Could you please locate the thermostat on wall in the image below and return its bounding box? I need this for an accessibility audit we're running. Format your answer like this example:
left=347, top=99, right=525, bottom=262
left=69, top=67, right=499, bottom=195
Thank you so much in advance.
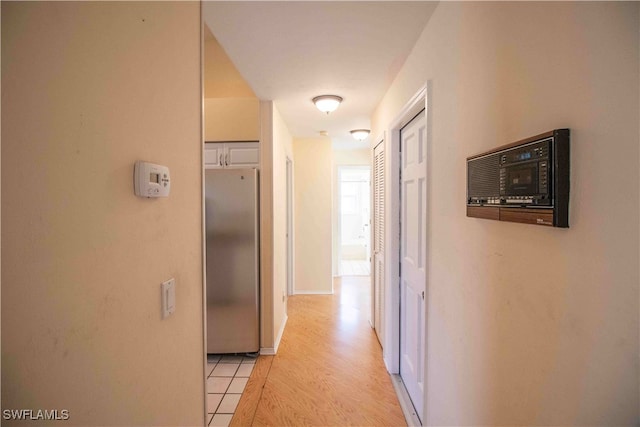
left=134, top=161, right=170, bottom=198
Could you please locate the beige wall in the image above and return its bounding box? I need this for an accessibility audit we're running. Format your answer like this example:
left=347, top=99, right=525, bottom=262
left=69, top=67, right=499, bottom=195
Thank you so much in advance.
left=331, top=149, right=371, bottom=276
left=203, top=26, right=255, bottom=99
left=258, top=102, right=275, bottom=350
left=1, top=2, right=204, bottom=426
left=204, top=98, right=260, bottom=142
left=333, top=148, right=370, bottom=166
left=203, top=26, right=259, bottom=142
left=293, top=138, right=333, bottom=293
left=271, top=105, right=294, bottom=345
left=372, top=2, right=639, bottom=425
left=258, top=101, right=293, bottom=352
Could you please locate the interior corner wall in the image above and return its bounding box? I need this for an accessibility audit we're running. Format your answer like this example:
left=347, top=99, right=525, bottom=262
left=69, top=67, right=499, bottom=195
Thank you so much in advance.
left=259, top=101, right=275, bottom=350
left=258, top=101, right=293, bottom=352
left=1, top=2, right=203, bottom=426
left=203, top=28, right=255, bottom=99
left=293, top=138, right=333, bottom=294
left=372, top=2, right=639, bottom=425
left=203, top=23, right=259, bottom=142
left=331, top=149, right=372, bottom=276
left=271, top=105, right=294, bottom=345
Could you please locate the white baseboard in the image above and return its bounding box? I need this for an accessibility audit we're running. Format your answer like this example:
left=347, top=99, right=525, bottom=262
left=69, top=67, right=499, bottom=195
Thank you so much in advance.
left=273, top=314, right=288, bottom=353
left=390, top=374, right=422, bottom=426
left=293, top=290, right=333, bottom=295
left=259, top=314, right=288, bottom=355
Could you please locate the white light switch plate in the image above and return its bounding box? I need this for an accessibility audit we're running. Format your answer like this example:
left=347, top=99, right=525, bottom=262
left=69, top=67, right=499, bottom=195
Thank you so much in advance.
left=161, top=278, right=176, bottom=319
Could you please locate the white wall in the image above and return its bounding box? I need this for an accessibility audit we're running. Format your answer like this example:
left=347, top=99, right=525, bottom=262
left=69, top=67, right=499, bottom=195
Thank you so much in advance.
left=293, top=137, right=333, bottom=294
left=2, top=2, right=204, bottom=426
left=372, top=2, right=639, bottom=425
left=332, top=149, right=371, bottom=276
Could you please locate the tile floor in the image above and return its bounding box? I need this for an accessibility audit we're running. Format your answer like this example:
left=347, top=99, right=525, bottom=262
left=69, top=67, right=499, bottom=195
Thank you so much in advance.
left=206, top=354, right=256, bottom=426
left=340, top=259, right=370, bottom=276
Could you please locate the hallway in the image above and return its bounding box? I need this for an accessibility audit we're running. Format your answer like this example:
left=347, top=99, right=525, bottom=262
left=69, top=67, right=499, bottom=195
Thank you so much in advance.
left=230, top=276, right=406, bottom=426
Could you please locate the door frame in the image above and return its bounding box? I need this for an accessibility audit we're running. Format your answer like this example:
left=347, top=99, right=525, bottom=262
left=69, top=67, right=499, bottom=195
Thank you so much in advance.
left=382, top=83, right=429, bottom=417
left=286, top=156, right=294, bottom=296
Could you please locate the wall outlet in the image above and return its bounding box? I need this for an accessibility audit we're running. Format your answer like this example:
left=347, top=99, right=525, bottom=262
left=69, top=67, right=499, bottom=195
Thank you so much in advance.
left=161, top=278, right=176, bottom=319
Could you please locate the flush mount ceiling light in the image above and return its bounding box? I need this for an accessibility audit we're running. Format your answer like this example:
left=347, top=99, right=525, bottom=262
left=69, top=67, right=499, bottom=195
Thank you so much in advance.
left=312, top=95, right=343, bottom=114
left=350, top=129, right=370, bottom=141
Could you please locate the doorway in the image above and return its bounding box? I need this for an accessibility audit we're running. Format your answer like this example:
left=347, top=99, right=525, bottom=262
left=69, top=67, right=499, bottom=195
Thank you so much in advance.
left=399, top=108, right=427, bottom=423
left=380, top=84, right=428, bottom=426
left=337, top=166, right=371, bottom=276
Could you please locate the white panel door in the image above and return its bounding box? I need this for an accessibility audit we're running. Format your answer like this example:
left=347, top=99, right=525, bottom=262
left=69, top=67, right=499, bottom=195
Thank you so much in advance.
left=399, top=110, right=426, bottom=421
left=373, top=142, right=385, bottom=344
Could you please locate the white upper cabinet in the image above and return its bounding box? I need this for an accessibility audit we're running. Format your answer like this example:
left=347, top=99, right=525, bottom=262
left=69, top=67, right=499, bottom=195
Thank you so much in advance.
left=205, top=142, right=260, bottom=169
left=204, top=143, right=225, bottom=168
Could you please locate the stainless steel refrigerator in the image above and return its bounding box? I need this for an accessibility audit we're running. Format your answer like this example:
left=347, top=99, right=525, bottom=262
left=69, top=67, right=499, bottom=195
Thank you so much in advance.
left=205, top=168, right=259, bottom=354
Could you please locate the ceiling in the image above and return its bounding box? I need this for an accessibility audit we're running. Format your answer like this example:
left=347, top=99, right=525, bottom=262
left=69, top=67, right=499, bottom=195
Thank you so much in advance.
left=203, top=1, right=437, bottom=150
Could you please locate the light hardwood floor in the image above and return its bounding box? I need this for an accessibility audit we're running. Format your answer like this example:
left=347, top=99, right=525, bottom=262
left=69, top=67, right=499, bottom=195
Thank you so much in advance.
left=230, top=276, right=407, bottom=426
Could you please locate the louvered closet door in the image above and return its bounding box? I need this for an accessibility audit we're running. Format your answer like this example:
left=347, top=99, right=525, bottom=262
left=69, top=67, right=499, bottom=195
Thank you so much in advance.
left=373, top=141, right=385, bottom=345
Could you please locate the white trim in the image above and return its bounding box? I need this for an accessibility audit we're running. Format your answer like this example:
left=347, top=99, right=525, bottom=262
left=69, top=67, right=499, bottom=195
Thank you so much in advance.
left=293, top=290, right=334, bottom=295
left=390, top=374, right=422, bottom=427
left=335, top=165, right=341, bottom=276
left=382, top=82, right=429, bottom=423
left=260, top=314, right=288, bottom=355
left=274, top=313, right=288, bottom=352
left=286, top=157, right=294, bottom=296
left=332, top=162, right=341, bottom=278
left=199, top=7, right=208, bottom=427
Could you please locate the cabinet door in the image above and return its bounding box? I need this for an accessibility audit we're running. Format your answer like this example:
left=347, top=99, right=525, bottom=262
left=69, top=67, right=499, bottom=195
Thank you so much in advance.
left=204, top=143, right=224, bottom=169
left=225, top=142, right=260, bottom=168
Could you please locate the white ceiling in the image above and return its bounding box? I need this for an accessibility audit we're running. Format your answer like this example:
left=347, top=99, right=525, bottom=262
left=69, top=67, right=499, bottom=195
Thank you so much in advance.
left=203, top=1, right=437, bottom=150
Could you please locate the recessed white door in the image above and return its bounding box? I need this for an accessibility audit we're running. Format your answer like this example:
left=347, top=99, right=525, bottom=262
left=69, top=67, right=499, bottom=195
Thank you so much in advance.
left=399, top=110, right=426, bottom=422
